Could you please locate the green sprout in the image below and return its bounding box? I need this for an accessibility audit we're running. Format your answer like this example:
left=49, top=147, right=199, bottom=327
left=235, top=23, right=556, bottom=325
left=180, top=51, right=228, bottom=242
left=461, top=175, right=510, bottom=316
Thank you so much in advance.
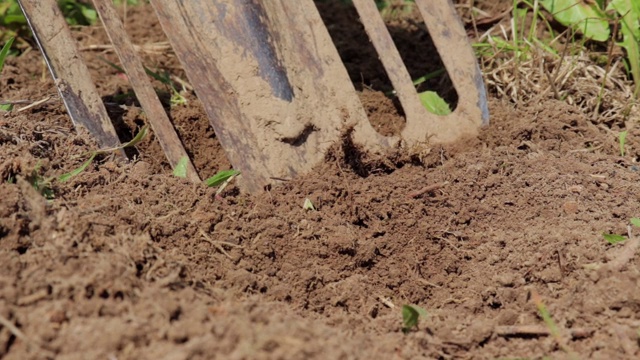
left=303, top=198, right=316, bottom=211
left=603, top=218, right=640, bottom=244
left=205, top=169, right=240, bottom=188
left=99, top=57, right=188, bottom=106
left=59, top=125, right=148, bottom=182
left=619, top=130, right=628, bottom=156
left=401, top=304, right=428, bottom=333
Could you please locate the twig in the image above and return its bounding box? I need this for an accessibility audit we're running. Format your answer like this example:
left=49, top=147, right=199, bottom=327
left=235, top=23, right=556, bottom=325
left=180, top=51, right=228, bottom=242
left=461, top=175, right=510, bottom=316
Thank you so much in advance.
left=16, top=288, right=49, bottom=306
left=568, top=145, right=603, bottom=153
left=408, top=181, right=449, bottom=198
left=543, top=58, right=560, bottom=100
left=200, top=230, right=233, bottom=259
left=556, top=249, right=566, bottom=277
left=0, top=99, right=32, bottom=105
left=0, top=313, right=55, bottom=357
left=16, top=96, right=52, bottom=113
left=495, top=325, right=594, bottom=339
left=474, top=6, right=513, bottom=26
left=79, top=42, right=171, bottom=55
left=215, top=174, right=238, bottom=198
left=377, top=295, right=395, bottom=309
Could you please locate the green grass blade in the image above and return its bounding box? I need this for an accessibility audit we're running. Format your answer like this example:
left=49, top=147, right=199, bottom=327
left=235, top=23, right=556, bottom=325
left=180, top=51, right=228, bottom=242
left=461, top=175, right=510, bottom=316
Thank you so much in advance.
left=97, top=125, right=148, bottom=154
left=58, top=152, right=97, bottom=182
left=412, top=68, right=446, bottom=87
left=57, top=126, right=147, bottom=183
left=205, top=169, right=240, bottom=187
left=0, top=37, right=15, bottom=75
left=143, top=66, right=171, bottom=85
left=401, top=304, right=428, bottom=333
left=98, top=56, right=125, bottom=73
left=121, top=125, right=148, bottom=148
left=619, top=131, right=628, bottom=156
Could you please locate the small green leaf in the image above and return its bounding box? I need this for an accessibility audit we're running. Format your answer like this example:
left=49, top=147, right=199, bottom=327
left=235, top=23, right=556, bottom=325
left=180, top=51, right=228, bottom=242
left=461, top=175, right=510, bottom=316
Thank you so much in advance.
left=630, top=218, right=640, bottom=228
left=80, top=7, right=97, bottom=24
left=303, top=198, right=316, bottom=211
left=418, top=91, right=451, bottom=116
left=603, top=233, right=626, bottom=245
left=205, top=169, right=240, bottom=187
left=401, top=304, right=428, bottom=333
left=540, top=0, right=609, bottom=41
left=173, top=156, right=189, bottom=178
left=58, top=152, right=97, bottom=182
left=0, top=103, right=13, bottom=111
left=619, top=131, right=628, bottom=157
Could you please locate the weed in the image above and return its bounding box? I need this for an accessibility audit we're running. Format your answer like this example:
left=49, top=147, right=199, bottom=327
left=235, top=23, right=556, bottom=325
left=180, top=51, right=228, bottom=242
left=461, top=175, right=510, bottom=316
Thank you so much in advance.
left=619, top=130, right=628, bottom=156
left=144, top=67, right=188, bottom=106
left=603, top=218, right=640, bottom=244
left=207, top=169, right=240, bottom=199
left=173, top=156, right=240, bottom=195
left=401, top=304, right=427, bottom=333
left=540, top=0, right=640, bottom=98
left=418, top=91, right=451, bottom=115
left=0, top=2, right=29, bottom=46
left=28, top=162, right=55, bottom=200
left=59, top=125, right=148, bottom=182
left=384, top=68, right=453, bottom=115
left=303, top=198, right=316, bottom=211
left=100, top=57, right=188, bottom=106
left=531, top=291, right=578, bottom=359
left=607, top=0, right=640, bottom=98
left=0, top=37, right=14, bottom=72
left=376, top=0, right=415, bottom=19
left=475, top=0, right=638, bottom=124
left=540, top=0, right=609, bottom=41
left=1, top=0, right=97, bottom=47
left=172, top=156, right=190, bottom=178
left=57, top=0, right=96, bottom=26
left=204, top=170, right=240, bottom=188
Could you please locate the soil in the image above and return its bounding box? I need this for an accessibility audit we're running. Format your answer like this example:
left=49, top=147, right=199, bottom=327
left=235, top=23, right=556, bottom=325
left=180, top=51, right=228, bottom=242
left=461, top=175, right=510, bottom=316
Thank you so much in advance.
left=2, top=1, right=640, bottom=359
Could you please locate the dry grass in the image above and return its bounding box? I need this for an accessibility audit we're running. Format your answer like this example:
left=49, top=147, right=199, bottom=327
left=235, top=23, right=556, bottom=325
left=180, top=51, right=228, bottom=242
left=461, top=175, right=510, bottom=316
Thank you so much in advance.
left=460, top=1, right=639, bottom=129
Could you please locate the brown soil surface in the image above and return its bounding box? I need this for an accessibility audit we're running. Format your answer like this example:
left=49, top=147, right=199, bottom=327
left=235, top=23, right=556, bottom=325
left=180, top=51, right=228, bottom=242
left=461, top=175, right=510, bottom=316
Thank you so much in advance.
left=2, top=2, right=640, bottom=359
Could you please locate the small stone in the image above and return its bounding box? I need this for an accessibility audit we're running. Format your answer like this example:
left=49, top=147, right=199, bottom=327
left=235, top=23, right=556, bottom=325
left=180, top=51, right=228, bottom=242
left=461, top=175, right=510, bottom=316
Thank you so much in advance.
left=48, top=310, right=67, bottom=324
left=493, top=274, right=515, bottom=287
left=567, top=185, right=583, bottom=194
left=562, top=201, right=579, bottom=214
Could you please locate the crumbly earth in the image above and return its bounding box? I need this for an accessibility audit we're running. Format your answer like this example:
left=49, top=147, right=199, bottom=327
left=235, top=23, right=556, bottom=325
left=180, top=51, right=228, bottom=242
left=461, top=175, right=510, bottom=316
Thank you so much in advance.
left=2, top=2, right=640, bottom=360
